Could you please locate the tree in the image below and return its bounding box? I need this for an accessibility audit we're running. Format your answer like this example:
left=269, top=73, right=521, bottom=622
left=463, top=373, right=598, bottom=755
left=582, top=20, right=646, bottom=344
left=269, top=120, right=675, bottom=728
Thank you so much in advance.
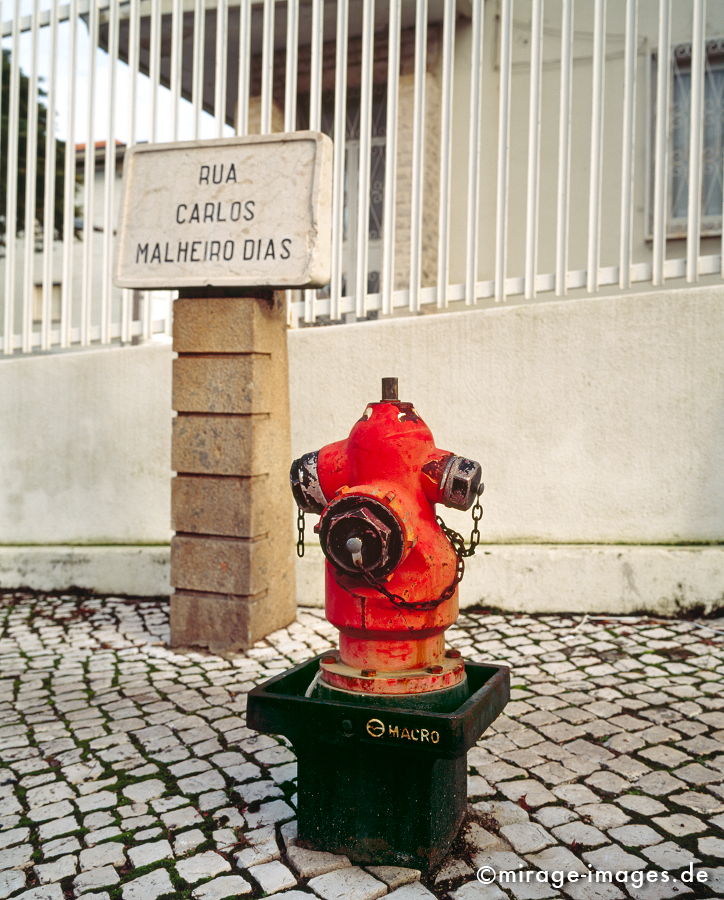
left=0, top=47, right=72, bottom=245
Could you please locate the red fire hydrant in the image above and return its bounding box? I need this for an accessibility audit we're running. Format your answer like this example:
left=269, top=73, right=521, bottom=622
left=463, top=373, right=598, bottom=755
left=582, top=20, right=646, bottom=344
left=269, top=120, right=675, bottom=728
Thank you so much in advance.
left=291, top=377, right=483, bottom=703
left=248, top=376, right=509, bottom=869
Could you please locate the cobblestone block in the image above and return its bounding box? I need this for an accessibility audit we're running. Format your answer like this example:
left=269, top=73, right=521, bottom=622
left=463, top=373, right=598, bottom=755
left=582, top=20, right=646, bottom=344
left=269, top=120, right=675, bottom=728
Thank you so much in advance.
left=307, top=866, right=387, bottom=900
left=34, top=853, right=76, bottom=883
left=173, top=829, right=206, bottom=856
left=176, top=850, right=231, bottom=883
left=247, top=859, right=296, bottom=893
left=73, top=864, right=121, bottom=892
left=41, top=835, right=80, bottom=859
left=121, top=868, right=174, bottom=900
left=365, top=866, right=421, bottom=889
left=14, top=887, right=65, bottom=900
left=0, top=845, right=33, bottom=870
left=191, top=874, right=253, bottom=899
left=127, top=840, right=173, bottom=868
left=79, top=842, right=125, bottom=870
left=387, top=882, right=438, bottom=899
left=26, top=800, right=74, bottom=823
left=122, top=779, right=166, bottom=803
left=0, top=870, right=25, bottom=898
left=36, top=816, right=77, bottom=841
left=160, top=806, right=204, bottom=830
left=608, top=824, right=664, bottom=847
left=499, top=822, right=554, bottom=854
left=642, top=841, right=699, bottom=869
left=552, top=822, right=608, bottom=848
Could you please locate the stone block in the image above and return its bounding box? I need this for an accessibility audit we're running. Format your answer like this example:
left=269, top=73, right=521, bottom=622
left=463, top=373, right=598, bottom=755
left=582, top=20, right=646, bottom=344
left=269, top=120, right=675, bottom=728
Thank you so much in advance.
left=172, top=475, right=269, bottom=538
left=172, top=415, right=279, bottom=476
left=170, top=563, right=295, bottom=652
left=172, top=355, right=271, bottom=414
left=171, top=534, right=268, bottom=596
left=173, top=294, right=286, bottom=355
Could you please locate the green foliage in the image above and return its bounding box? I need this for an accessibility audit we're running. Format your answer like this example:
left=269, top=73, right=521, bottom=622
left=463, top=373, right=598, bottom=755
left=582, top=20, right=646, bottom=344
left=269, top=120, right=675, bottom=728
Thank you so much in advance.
left=0, top=48, right=75, bottom=242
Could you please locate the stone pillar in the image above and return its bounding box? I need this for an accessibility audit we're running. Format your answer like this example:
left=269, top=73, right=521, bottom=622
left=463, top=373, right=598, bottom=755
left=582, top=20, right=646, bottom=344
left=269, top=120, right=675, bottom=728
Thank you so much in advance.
left=169, top=290, right=295, bottom=652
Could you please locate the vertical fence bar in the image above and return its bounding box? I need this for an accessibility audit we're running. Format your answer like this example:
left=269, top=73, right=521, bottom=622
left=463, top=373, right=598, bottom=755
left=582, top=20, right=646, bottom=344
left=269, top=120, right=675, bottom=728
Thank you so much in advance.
left=354, top=0, right=374, bottom=317
left=128, top=0, right=139, bottom=148
left=586, top=0, right=606, bottom=293
left=122, top=0, right=140, bottom=344
left=284, top=0, right=299, bottom=132
left=40, top=0, right=59, bottom=350
left=2, top=0, right=20, bottom=355
left=409, top=0, right=427, bottom=313
left=618, top=0, right=638, bottom=290
left=686, top=0, right=705, bottom=282
left=21, top=0, right=40, bottom=353
left=282, top=1, right=295, bottom=329
left=435, top=0, right=455, bottom=308
left=81, top=0, right=98, bottom=346
left=0, top=0, right=3, bottom=346
left=494, top=0, right=513, bottom=303
left=0, top=0, right=4, bottom=349
left=215, top=0, right=228, bottom=136
left=60, top=0, right=78, bottom=348
left=193, top=0, right=205, bottom=138
left=149, top=0, right=160, bottom=143
left=171, top=0, right=183, bottom=141
left=145, top=0, right=162, bottom=339
left=330, top=0, right=348, bottom=320
left=236, top=0, right=251, bottom=134
left=261, top=0, right=275, bottom=134
left=524, top=0, right=543, bottom=300
left=652, top=0, right=670, bottom=286
left=380, top=0, right=400, bottom=316
left=0, top=1, right=3, bottom=292
left=303, top=0, right=323, bottom=323
left=101, top=0, right=119, bottom=345
left=309, top=0, right=323, bottom=130
left=554, top=0, right=573, bottom=296
left=464, top=0, right=483, bottom=306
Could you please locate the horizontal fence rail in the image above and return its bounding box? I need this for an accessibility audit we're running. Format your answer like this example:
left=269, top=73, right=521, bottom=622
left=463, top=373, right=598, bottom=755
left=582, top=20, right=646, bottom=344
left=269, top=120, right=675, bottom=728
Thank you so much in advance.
left=0, top=0, right=722, bottom=352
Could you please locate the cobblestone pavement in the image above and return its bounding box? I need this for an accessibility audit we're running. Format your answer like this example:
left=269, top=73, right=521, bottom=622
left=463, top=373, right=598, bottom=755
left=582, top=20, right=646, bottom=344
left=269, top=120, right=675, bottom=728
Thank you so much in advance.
left=0, top=593, right=723, bottom=900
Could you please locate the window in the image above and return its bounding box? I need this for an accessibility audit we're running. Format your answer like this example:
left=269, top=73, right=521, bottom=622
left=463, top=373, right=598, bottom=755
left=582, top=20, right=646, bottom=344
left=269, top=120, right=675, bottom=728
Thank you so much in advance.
left=304, top=86, right=387, bottom=301
left=652, top=39, right=724, bottom=237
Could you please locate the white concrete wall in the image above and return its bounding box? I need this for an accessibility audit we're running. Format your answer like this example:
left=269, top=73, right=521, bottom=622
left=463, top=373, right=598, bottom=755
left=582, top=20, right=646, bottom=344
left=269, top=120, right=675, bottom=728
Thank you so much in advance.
left=0, top=285, right=722, bottom=612
left=289, top=285, right=724, bottom=544
left=0, top=343, right=172, bottom=544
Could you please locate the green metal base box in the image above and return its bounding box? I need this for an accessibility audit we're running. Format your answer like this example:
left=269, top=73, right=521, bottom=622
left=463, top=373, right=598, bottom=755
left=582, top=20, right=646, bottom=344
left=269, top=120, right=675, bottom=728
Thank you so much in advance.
left=247, top=657, right=510, bottom=869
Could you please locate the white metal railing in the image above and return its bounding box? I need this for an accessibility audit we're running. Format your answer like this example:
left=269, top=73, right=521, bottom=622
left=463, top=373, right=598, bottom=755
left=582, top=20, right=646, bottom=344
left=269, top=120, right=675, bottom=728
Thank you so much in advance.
left=0, top=0, right=722, bottom=354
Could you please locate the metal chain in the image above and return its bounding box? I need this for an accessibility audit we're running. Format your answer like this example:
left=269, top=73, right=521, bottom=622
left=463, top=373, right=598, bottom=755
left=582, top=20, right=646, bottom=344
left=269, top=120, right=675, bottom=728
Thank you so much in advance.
left=296, top=508, right=306, bottom=558
left=437, top=487, right=484, bottom=560
left=359, top=487, right=485, bottom=612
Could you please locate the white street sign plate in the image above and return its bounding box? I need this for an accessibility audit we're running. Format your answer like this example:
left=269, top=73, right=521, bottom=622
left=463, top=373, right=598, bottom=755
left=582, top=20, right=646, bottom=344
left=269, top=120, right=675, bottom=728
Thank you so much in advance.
left=115, top=131, right=332, bottom=290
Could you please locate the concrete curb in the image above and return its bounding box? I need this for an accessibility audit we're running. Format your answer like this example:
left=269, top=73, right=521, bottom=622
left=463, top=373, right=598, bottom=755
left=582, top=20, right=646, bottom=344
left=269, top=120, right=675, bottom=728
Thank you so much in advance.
left=1, top=544, right=721, bottom=614
left=0, top=546, right=171, bottom=597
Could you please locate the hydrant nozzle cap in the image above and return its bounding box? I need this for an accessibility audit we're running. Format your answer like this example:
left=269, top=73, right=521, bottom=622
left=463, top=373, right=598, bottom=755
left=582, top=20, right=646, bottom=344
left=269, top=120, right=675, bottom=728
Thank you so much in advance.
left=381, top=377, right=398, bottom=401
